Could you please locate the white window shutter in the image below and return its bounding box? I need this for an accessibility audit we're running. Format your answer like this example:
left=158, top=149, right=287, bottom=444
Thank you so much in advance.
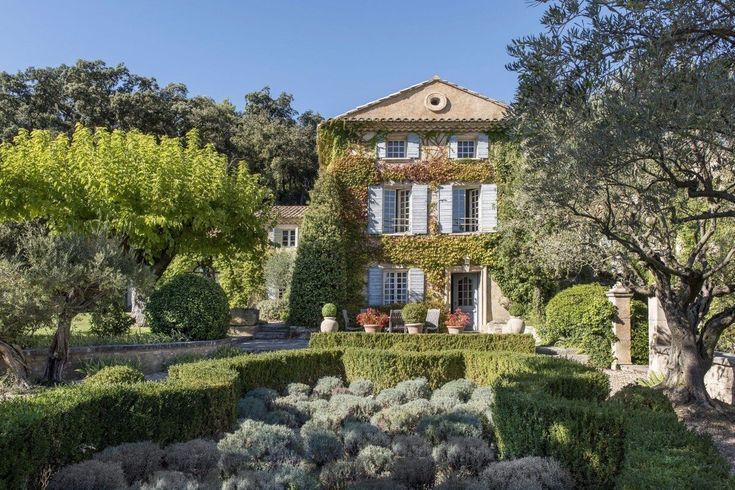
left=268, top=227, right=275, bottom=244
left=383, top=189, right=396, bottom=234
left=476, top=133, right=489, bottom=159
left=452, top=188, right=466, bottom=233
left=376, top=139, right=386, bottom=159
left=438, top=185, right=454, bottom=233
left=267, top=286, right=278, bottom=300
left=479, top=184, right=498, bottom=232
left=408, top=268, right=425, bottom=302
left=273, top=227, right=283, bottom=246
left=448, top=135, right=458, bottom=159
left=410, top=184, right=428, bottom=234
left=406, top=133, right=420, bottom=159
left=367, top=186, right=383, bottom=234
left=367, top=266, right=383, bottom=306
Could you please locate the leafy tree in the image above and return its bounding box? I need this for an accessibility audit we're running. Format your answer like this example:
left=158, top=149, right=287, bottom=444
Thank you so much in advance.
left=0, top=223, right=143, bottom=384
left=0, top=125, right=272, bottom=278
left=509, top=0, right=735, bottom=405
left=234, top=87, right=323, bottom=204
left=288, top=172, right=349, bottom=327
left=264, top=249, right=296, bottom=300
left=0, top=60, right=322, bottom=203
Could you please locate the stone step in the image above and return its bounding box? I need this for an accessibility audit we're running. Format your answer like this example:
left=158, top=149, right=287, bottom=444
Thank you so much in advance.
left=254, top=325, right=291, bottom=340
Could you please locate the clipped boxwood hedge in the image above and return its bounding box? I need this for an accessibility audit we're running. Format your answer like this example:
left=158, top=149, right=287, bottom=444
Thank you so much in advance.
left=309, top=332, right=535, bottom=353
left=1, top=346, right=731, bottom=489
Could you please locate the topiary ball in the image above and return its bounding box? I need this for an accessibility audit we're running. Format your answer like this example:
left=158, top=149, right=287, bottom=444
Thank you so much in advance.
left=322, top=303, right=338, bottom=318
left=146, top=273, right=229, bottom=340
left=86, top=365, right=145, bottom=385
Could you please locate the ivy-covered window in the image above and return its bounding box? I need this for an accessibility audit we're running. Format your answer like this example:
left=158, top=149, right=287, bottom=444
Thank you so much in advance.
left=383, top=270, right=408, bottom=304
left=386, top=140, right=407, bottom=159
left=281, top=228, right=297, bottom=247
left=457, top=139, right=476, bottom=158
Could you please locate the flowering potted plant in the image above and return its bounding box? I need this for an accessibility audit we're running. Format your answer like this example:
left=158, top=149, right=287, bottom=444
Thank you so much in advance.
left=320, top=303, right=339, bottom=333
left=446, top=310, right=470, bottom=334
left=356, top=308, right=389, bottom=333
left=401, top=303, right=427, bottom=334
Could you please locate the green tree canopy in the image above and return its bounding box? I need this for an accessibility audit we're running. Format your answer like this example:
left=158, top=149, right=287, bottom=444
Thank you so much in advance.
left=0, top=125, right=272, bottom=277
left=509, top=0, right=735, bottom=405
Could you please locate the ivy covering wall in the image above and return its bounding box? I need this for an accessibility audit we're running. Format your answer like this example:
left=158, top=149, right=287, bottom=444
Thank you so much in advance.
left=314, top=120, right=523, bottom=316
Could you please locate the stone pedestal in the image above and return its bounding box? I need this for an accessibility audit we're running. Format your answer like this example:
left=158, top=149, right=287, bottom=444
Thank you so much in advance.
left=606, top=285, right=633, bottom=366
left=648, top=295, right=671, bottom=373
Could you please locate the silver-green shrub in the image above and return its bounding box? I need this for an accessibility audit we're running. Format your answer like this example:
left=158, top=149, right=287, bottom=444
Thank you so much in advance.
left=356, top=445, right=394, bottom=478
left=286, top=382, right=312, bottom=397
left=217, top=420, right=302, bottom=474
left=92, top=441, right=163, bottom=485
left=237, top=396, right=268, bottom=420
left=48, top=460, right=127, bottom=490
left=393, top=377, right=431, bottom=401
left=432, top=437, right=495, bottom=477
left=319, top=460, right=362, bottom=489
left=478, top=457, right=574, bottom=490
left=391, top=456, right=436, bottom=488
left=348, top=379, right=374, bottom=397
left=391, top=434, right=433, bottom=458
left=432, top=379, right=476, bottom=402
left=418, top=411, right=484, bottom=444
left=371, top=399, right=438, bottom=433
left=313, top=376, right=345, bottom=398
left=304, top=429, right=344, bottom=465
left=374, top=387, right=408, bottom=407
left=163, top=439, right=219, bottom=480
left=343, top=422, right=390, bottom=455
left=244, top=387, right=279, bottom=406
left=137, top=470, right=198, bottom=490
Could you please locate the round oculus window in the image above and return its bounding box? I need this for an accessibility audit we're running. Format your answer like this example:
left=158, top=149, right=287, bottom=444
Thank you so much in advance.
left=425, top=92, right=448, bottom=112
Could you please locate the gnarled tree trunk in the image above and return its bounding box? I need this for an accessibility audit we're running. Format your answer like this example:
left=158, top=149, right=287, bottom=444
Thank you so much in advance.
left=662, top=321, right=712, bottom=406
left=0, top=340, right=30, bottom=389
left=44, top=310, right=75, bottom=384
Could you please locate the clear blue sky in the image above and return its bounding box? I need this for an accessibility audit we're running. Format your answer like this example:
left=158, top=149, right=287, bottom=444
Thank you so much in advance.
left=0, top=1, right=546, bottom=117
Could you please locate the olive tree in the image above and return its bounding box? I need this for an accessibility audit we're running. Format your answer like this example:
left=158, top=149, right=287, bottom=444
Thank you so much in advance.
left=509, top=0, right=735, bottom=406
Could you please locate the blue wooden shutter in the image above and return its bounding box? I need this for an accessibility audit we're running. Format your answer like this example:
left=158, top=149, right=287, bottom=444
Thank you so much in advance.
left=448, top=135, right=458, bottom=159
left=367, top=185, right=383, bottom=234
left=452, top=188, right=466, bottom=233
left=476, top=133, right=489, bottom=159
left=367, top=266, right=383, bottom=306
left=438, top=185, right=453, bottom=233
left=376, top=139, right=386, bottom=159
left=383, top=189, right=396, bottom=234
left=479, top=184, right=498, bottom=232
left=407, top=133, right=420, bottom=159
left=408, top=268, right=425, bottom=302
left=410, top=184, right=428, bottom=234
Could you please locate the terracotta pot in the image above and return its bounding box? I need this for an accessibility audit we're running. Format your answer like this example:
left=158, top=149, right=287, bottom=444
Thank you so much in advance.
left=505, top=317, right=526, bottom=334
left=405, top=323, right=424, bottom=334
left=362, top=324, right=383, bottom=334
left=320, top=317, right=339, bottom=333
left=447, top=326, right=464, bottom=334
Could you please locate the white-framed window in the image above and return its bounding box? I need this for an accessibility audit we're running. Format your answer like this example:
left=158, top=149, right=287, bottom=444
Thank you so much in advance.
left=278, top=287, right=287, bottom=299
left=383, top=270, right=408, bottom=304
left=386, top=139, right=407, bottom=159
left=394, top=188, right=410, bottom=233
left=281, top=228, right=297, bottom=248
left=457, top=140, right=476, bottom=159
left=453, top=187, right=480, bottom=232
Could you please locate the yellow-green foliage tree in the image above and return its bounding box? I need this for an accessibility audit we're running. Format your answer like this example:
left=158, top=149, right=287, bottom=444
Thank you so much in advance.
left=0, top=125, right=272, bottom=278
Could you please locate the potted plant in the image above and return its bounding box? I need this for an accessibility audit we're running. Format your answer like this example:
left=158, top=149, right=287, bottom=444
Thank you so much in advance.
left=446, top=310, right=470, bottom=334
left=320, top=303, right=339, bottom=333
left=401, top=303, right=427, bottom=334
left=505, top=303, right=526, bottom=334
left=356, top=308, right=389, bottom=333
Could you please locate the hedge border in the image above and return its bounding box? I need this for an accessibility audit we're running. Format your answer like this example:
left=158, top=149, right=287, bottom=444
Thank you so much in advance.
left=309, top=332, right=536, bottom=353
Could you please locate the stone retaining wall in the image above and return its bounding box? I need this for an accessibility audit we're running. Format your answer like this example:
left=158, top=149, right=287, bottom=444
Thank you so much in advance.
left=21, top=337, right=237, bottom=381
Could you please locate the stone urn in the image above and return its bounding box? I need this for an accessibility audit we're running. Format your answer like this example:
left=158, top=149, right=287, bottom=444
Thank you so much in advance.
left=447, top=326, right=464, bottom=334
left=362, top=324, right=383, bottom=334
left=505, top=317, right=526, bottom=334
left=405, top=323, right=424, bottom=334
left=320, top=317, right=339, bottom=333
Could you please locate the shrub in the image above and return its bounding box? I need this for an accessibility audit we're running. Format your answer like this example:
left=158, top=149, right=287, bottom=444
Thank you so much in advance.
left=343, top=422, right=391, bottom=456
left=85, top=365, right=145, bottom=385
left=313, top=376, right=345, bottom=398
left=401, top=303, right=427, bottom=324
left=146, top=273, right=229, bottom=340
left=256, top=298, right=289, bottom=322
left=542, top=284, right=616, bottom=368
left=244, top=387, right=280, bottom=405
left=391, top=456, right=436, bottom=488
left=393, top=377, right=431, bottom=401
left=286, top=382, right=312, bottom=397
left=432, top=378, right=476, bottom=402
left=391, top=434, right=433, bottom=458
left=48, top=460, right=127, bottom=490
left=320, top=460, right=361, bottom=489
left=264, top=249, right=295, bottom=303
left=90, top=302, right=134, bottom=336
left=322, top=303, right=338, bottom=318
left=310, top=332, right=535, bottom=353
left=374, top=387, right=407, bottom=407
left=479, top=456, right=574, bottom=490
left=329, top=394, right=382, bottom=422
left=356, top=445, right=394, bottom=478
left=370, top=399, right=438, bottom=434
left=238, top=396, right=268, bottom=421
left=92, top=441, right=163, bottom=484
left=432, top=437, right=495, bottom=477
left=138, top=470, right=198, bottom=490
left=217, top=420, right=302, bottom=474
left=418, top=411, right=484, bottom=444
left=288, top=172, right=351, bottom=327
left=304, top=429, right=344, bottom=465
left=163, top=439, right=219, bottom=480
left=610, top=385, right=674, bottom=413
left=348, top=379, right=374, bottom=397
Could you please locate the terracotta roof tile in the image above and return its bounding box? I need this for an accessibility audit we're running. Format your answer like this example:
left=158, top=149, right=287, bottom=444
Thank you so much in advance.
left=274, top=205, right=308, bottom=219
